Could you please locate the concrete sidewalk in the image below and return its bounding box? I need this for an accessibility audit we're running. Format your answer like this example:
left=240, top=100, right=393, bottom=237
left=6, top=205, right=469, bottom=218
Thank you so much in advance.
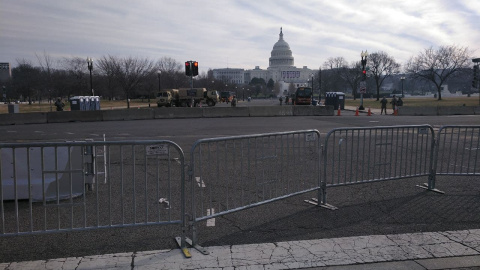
left=2, top=229, right=480, bottom=269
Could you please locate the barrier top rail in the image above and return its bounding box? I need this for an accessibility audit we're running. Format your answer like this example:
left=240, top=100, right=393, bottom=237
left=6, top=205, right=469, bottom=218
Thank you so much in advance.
left=189, top=129, right=321, bottom=151
left=0, top=140, right=184, bottom=149
left=323, top=124, right=435, bottom=137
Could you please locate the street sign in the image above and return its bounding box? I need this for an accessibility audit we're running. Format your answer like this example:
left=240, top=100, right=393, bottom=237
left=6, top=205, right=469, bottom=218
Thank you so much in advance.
left=359, top=81, right=367, bottom=94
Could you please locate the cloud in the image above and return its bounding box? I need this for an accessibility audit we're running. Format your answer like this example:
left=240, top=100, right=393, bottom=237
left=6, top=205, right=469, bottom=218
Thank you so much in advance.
left=1, top=0, right=479, bottom=72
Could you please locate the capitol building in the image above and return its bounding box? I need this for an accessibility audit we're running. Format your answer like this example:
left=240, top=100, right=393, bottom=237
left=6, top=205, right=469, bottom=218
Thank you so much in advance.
left=212, top=28, right=317, bottom=92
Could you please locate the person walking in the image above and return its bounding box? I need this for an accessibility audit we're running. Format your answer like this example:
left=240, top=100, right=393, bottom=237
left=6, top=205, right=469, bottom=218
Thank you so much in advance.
left=380, top=96, right=388, bottom=115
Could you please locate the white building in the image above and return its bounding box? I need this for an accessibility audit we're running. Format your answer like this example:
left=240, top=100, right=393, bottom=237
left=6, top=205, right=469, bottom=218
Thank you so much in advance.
left=0, top=63, right=11, bottom=82
left=212, top=28, right=317, bottom=92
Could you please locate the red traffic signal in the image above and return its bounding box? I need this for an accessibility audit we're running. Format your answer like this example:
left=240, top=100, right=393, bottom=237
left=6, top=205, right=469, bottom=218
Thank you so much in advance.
left=185, top=61, right=191, bottom=76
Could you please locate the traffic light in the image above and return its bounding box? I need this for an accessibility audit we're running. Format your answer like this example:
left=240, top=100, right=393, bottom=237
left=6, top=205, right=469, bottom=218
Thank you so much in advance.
left=192, top=61, right=199, bottom=76
left=185, top=61, right=191, bottom=76
left=362, top=69, right=367, bottom=79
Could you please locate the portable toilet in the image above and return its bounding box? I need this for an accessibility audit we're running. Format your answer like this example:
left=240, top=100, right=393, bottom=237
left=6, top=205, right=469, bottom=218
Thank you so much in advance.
left=325, top=92, right=345, bottom=110
left=83, top=96, right=91, bottom=111
left=69, top=96, right=84, bottom=111
left=91, top=96, right=100, bottom=110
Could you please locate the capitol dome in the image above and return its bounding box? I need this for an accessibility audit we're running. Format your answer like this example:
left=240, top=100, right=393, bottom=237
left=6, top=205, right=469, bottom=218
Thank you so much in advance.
left=269, top=27, right=294, bottom=68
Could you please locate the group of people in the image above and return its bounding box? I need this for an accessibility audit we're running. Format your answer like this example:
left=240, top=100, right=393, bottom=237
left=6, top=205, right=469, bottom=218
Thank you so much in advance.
left=279, top=96, right=292, bottom=105
left=380, top=95, right=403, bottom=115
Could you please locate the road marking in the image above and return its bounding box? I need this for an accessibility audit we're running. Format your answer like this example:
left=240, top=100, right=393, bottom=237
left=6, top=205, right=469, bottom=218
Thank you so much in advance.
left=206, top=208, right=215, bottom=227
left=195, top=177, right=206, bottom=187
left=65, top=132, right=75, bottom=135
left=7, top=130, right=17, bottom=133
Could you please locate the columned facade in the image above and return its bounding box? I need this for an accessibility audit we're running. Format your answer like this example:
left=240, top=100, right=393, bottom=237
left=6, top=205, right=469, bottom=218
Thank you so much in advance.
left=212, top=28, right=316, bottom=93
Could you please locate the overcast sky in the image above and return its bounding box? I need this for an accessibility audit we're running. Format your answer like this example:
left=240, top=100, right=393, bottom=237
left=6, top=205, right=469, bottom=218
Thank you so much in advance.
left=1, top=0, right=479, bottom=73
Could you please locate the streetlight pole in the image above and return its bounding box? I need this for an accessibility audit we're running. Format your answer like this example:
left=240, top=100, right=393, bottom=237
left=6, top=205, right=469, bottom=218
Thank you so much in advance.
left=401, top=76, right=405, bottom=98
left=87, top=57, right=94, bottom=96
left=311, top=74, right=314, bottom=104
left=359, top=50, right=368, bottom=110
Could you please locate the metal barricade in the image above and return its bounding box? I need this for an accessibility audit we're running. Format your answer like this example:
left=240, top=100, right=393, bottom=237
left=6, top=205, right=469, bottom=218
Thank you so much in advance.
left=0, top=140, right=187, bottom=252
left=320, top=125, right=435, bottom=207
left=187, top=130, right=321, bottom=253
left=434, top=125, right=480, bottom=178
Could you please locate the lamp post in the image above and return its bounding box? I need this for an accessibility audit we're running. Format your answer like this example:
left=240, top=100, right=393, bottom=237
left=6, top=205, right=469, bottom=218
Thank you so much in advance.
left=87, top=57, right=94, bottom=96
left=359, top=50, right=368, bottom=110
left=401, top=76, right=405, bottom=98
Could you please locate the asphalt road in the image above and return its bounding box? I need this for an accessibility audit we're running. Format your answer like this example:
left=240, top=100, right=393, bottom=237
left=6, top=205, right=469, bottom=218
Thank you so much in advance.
left=1, top=105, right=480, bottom=263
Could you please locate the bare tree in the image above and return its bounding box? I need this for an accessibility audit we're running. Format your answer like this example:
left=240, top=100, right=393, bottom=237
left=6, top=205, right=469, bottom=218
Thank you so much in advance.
left=368, top=51, right=401, bottom=100
left=156, top=57, right=187, bottom=89
left=97, top=55, right=121, bottom=100
left=35, top=51, right=58, bottom=103
left=61, top=57, right=89, bottom=97
left=339, top=61, right=363, bottom=100
left=115, top=56, right=155, bottom=108
left=12, top=59, right=40, bottom=104
left=273, top=81, right=281, bottom=96
left=405, top=45, right=471, bottom=100
left=322, top=57, right=349, bottom=93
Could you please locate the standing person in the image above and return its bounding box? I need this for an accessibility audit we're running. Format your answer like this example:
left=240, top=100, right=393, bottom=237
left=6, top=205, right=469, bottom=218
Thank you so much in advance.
left=390, top=95, right=397, bottom=114
left=397, top=97, right=403, bottom=107
left=380, top=96, right=388, bottom=115
left=231, top=95, right=237, bottom=107
left=54, top=98, right=65, bottom=111
left=279, top=96, right=283, bottom=106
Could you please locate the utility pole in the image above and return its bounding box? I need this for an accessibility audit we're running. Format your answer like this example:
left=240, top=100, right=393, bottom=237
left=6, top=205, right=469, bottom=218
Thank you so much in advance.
left=359, top=51, right=368, bottom=110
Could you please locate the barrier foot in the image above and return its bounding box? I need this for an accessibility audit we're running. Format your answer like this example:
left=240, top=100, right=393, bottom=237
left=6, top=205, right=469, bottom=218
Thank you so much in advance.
left=175, top=237, right=192, bottom=258
left=176, top=236, right=210, bottom=256
left=416, top=183, right=445, bottom=194
left=304, top=198, right=338, bottom=210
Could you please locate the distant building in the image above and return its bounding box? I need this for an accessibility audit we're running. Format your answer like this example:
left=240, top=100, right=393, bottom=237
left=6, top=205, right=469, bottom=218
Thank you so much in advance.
left=0, top=63, right=12, bottom=82
left=212, top=28, right=317, bottom=92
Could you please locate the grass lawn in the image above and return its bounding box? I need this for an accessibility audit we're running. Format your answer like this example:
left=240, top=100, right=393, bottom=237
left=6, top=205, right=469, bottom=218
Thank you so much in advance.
left=345, top=96, right=480, bottom=110
left=0, top=99, right=154, bottom=114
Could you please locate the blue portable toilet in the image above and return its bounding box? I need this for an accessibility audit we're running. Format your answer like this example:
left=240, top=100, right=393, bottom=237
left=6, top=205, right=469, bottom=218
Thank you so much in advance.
left=83, top=96, right=90, bottom=111
left=92, top=96, right=100, bottom=110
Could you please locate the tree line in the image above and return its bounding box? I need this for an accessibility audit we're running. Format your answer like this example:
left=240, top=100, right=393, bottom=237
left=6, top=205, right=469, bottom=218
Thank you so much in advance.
left=315, top=45, right=473, bottom=101
left=1, top=45, right=475, bottom=107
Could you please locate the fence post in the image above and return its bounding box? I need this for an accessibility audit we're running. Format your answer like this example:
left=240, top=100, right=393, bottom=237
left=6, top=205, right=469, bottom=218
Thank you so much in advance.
left=417, top=127, right=445, bottom=194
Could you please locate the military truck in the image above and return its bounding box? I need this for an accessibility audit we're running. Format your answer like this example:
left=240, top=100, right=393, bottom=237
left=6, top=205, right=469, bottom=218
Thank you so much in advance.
left=156, top=88, right=219, bottom=107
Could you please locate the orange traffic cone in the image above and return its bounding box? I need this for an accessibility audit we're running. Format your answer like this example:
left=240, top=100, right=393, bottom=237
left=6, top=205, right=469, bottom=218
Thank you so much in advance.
left=337, top=107, right=341, bottom=116
left=355, top=107, right=359, bottom=116
left=367, top=108, right=372, bottom=116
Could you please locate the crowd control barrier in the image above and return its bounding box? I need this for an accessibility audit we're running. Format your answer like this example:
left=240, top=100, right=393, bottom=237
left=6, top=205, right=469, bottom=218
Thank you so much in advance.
left=1, top=125, right=479, bottom=259
left=318, top=125, right=436, bottom=208
left=0, top=140, right=189, bottom=255
left=430, top=126, right=480, bottom=190
left=186, top=130, right=321, bottom=253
